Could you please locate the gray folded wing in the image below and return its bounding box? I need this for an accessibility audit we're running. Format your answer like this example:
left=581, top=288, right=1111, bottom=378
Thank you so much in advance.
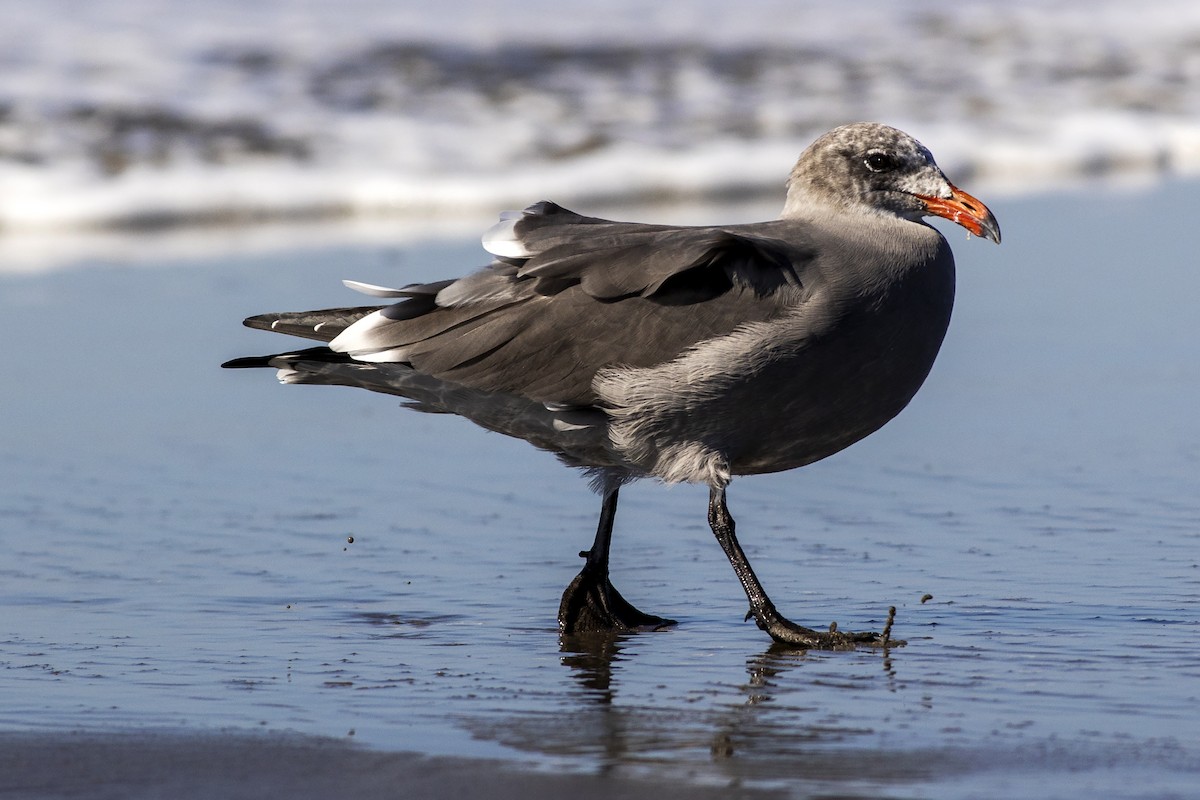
left=328, top=202, right=818, bottom=406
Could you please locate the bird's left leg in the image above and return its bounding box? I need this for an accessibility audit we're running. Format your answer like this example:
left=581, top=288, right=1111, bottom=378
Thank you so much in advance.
left=708, top=486, right=892, bottom=649
left=559, top=486, right=676, bottom=635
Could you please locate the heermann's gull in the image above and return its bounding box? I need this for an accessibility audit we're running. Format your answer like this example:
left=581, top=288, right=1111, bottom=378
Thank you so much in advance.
left=223, top=122, right=1000, bottom=648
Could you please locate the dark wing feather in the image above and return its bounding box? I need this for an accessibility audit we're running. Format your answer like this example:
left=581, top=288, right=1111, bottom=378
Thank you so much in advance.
left=511, top=203, right=809, bottom=300
left=243, top=307, right=383, bottom=342
left=355, top=206, right=818, bottom=405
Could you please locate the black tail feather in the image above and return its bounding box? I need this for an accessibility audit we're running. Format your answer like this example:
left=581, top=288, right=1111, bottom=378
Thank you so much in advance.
left=221, top=355, right=277, bottom=369
left=221, top=346, right=356, bottom=369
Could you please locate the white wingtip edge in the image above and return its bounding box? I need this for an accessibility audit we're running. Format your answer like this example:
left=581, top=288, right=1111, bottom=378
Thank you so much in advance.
left=342, top=279, right=409, bottom=298
left=329, top=309, right=384, bottom=354
left=482, top=213, right=530, bottom=259
left=328, top=309, right=408, bottom=362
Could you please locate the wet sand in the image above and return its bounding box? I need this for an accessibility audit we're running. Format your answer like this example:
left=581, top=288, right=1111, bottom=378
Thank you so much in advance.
left=4, top=726, right=1195, bottom=799
left=0, top=731, right=785, bottom=800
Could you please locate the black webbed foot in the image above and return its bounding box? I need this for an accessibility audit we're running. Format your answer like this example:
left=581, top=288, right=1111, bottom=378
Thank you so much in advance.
left=559, top=485, right=675, bottom=636
left=559, top=562, right=675, bottom=634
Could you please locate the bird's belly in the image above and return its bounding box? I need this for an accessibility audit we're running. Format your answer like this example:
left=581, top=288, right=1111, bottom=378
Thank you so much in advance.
left=741, top=336, right=944, bottom=474
left=725, top=394, right=906, bottom=476
left=730, top=325, right=946, bottom=475
left=606, top=308, right=950, bottom=483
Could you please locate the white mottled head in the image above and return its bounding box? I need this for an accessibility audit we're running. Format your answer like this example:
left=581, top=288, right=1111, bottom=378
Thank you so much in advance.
left=783, top=122, right=1000, bottom=243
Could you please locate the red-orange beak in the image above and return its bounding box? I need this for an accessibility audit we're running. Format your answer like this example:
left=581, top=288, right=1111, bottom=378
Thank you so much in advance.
left=917, top=184, right=1001, bottom=244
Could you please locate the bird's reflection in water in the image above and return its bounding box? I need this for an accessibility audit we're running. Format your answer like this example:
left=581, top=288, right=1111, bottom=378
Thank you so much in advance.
left=558, top=632, right=631, bottom=705
left=556, top=633, right=901, bottom=772
left=745, top=638, right=899, bottom=694
left=552, top=632, right=645, bottom=773
left=742, top=644, right=805, bottom=705
left=719, top=643, right=901, bottom=765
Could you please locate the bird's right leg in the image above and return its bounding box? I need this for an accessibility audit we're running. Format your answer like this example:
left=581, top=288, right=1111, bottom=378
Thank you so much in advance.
left=558, top=486, right=676, bottom=635
left=708, top=486, right=889, bottom=649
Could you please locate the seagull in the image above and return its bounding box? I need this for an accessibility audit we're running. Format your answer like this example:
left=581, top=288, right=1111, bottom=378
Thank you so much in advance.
left=223, top=122, right=1000, bottom=648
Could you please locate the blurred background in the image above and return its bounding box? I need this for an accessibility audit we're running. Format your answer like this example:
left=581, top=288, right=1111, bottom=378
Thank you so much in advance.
left=3, top=0, right=1200, bottom=267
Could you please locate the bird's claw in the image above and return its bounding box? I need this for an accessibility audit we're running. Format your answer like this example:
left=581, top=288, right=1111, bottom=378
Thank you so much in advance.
left=749, top=603, right=903, bottom=650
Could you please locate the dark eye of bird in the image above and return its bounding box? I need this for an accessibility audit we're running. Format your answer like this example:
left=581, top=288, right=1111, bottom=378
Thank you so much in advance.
left=863, top=152, right=897, bottom=173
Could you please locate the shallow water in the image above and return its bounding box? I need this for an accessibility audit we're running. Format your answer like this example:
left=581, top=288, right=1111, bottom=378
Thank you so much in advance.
left=2, top=183, right=1199, bottom=798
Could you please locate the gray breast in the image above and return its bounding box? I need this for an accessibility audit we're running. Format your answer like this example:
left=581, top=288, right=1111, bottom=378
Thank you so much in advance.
left=592, top=228, right=955, bottom=485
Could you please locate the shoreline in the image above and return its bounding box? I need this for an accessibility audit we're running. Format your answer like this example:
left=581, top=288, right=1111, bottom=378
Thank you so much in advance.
left=0, top=730, right=783, bottom=800
left=0, top=174, right=1175, bottom=275
left=4, top=727, right=1195, bottom=799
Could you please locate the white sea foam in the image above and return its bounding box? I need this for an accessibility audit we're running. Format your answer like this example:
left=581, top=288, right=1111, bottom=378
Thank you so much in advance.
left=2, top=0, right=1200, bottom=268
